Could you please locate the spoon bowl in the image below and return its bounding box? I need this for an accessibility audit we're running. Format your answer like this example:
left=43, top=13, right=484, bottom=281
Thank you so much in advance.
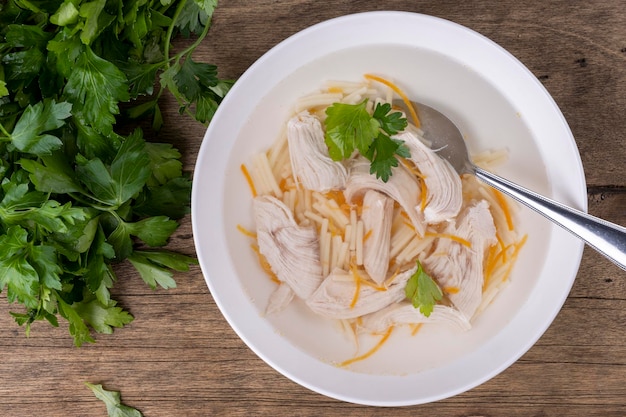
left=405, top=100, right=626, bottom=271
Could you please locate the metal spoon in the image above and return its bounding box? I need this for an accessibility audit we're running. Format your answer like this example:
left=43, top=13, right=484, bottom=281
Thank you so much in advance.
left=406, top=101, right=626, bottom=272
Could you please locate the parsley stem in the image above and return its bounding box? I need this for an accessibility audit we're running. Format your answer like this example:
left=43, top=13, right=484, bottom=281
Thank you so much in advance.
left=0, top=122, right=11, bottom=139
left=163, top=0, right=187, bottom=66
left=15, top=0, right=43, bottom=14
left=173, top=14, right=212, bottom=60
left=156, top=0, right=212, bottom=122
left=68, top=192, right=116, bottom=212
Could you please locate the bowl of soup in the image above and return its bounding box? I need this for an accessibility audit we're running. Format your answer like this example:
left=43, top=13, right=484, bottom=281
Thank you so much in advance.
left=191, top=11, right=586, bottom=406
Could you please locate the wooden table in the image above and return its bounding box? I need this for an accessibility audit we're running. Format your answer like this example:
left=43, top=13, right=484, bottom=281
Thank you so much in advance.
left=1, top=1, right=625, bottom=416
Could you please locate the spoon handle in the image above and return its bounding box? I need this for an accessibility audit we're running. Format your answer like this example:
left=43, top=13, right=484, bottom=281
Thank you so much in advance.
left=473, top=166, right=626, bottom=272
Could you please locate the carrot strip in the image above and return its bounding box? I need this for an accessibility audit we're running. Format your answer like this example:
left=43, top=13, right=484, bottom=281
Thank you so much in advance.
left=420, top=177, right=428, bottom=212
left=349, top=264, right=362, bottom=308
left=495, top=232, right=507, bottom=262
left=410, top=323, right=423, bottom=336
left=327, top=86, right=344, bottom=94
left=250, top=245, right=281, bottom=284
left=483, top=243, right=500, bottom=287
left=240, top=163, right=257, bottom=197
left=278, top=177, right=289, bottom=193
left=398, top=158, right=428, bottom=212
left=400, top=158, right=425, bottom=179
left=444, top=286, right=460, bottom=294
left=402, top=222, right=416, bottom=233
left=358, top=278, right=387, bottom=292
left=364, top=74, right=421, bottom=128
left=324, top=190, right=347, bottom=207
left=425, top=232, right=472, bottom=248
left=339, top=326, right=394, bottom=367
left=236, top=224, right=257, bottom=238
left=499, top=236, right=528, bottom=283
left=384, top=268, right=401, bottom=287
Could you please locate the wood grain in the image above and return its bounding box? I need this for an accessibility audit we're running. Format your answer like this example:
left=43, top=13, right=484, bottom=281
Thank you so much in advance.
left=1, top=1, right=625, bottom=416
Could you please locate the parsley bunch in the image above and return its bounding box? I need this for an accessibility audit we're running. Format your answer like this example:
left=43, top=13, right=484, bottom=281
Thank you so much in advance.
left=324, top=100, right=409, bottom=182
left=0, top=0, right=230, bottom=345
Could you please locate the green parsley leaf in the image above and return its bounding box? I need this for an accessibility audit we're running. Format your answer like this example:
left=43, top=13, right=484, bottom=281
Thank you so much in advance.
left=30, top=244, right=63, bottom=291
left=174, top=57, right=219, bottom=102
left=120, top=60, right=162, bottom=97
left=128, top=216, right=180, bottom=247
left=128, top=251, right=178, bottom=290
left=324, top=99, right=409, bottom=181
left=160, top=56, right=230, bottom=124
left=109, top=130, right=151, bottom=205
left=366, top=133, right=409, bottom=182
left=0, top=80, right=8, bottom=97
left=73, top=298, right=134, bottom=334
left=176, top=0, right=215, bottom=36
left=107, top=213, right=178, bottom=260
left=134, top=177, right=192, bottom=219
left=73, top=116, right=122, bottom=161
left=1, top=49, right=46, bottom=86
left=20, top=153, right=84, bottom=194
left=58, top=295, right=95, bottom=347
left=133, top=250, right=197, bottom=272
left=4, top=24, right=52, bottom=49
left=75, top=155, right=117, bottom=204
left=404, top=261, right=443, bottom=317
left=85, top=383, right=143, bottom=417
left=324, top=100, right=380, bottom=159
left=75, top=130, right=151, bottom=207
left=63, top=46, right=129, bottom=134
left=0, top=226, right=40, bottom=309
left=127, top=250, right=197, bottom=291
left=8, top=100, right=72, bottom=155
left=0, top=179, right=86, bottom=234
left=78, top=0, right=115, bottom=46
left=194, top=89, right=219, bottom=123
left=47, top=29, right=84, bottom=78
left=144, top=142, right=183, bottom=187
left=83, top=226, right=115, bottom=298
left=50, top=1, right=80, bottom=26
left=373, top=102, right=408, bottom=135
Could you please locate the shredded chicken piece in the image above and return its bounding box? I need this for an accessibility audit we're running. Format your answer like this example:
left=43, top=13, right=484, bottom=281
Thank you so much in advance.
left=359, top=302, right=471, bottom=333
left=423, top=200, right=497, bottom=319
left=344, top=158, right=426, bottom=236
left=361, top=190, right=394, bottom=284
left=395, top=130, right=463, bottom=224
left=253, top=195, right=323, bottom=300
left=265, top=283, right=295, bottom=315
left=287, top=111, right=348, bottom=192
left=306, top=265, right=415, bottom=320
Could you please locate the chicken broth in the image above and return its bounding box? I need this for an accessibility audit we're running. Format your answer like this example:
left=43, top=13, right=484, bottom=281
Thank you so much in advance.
left=240, top=75, right=526, bottom=366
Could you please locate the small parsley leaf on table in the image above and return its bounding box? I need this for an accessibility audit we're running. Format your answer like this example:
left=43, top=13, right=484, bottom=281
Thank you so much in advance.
left=85, top=382, right=143, bottom=417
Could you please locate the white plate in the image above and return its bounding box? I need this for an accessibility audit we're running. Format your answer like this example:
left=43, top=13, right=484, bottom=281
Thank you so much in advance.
left=191, top=11, right=586, bottom=406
